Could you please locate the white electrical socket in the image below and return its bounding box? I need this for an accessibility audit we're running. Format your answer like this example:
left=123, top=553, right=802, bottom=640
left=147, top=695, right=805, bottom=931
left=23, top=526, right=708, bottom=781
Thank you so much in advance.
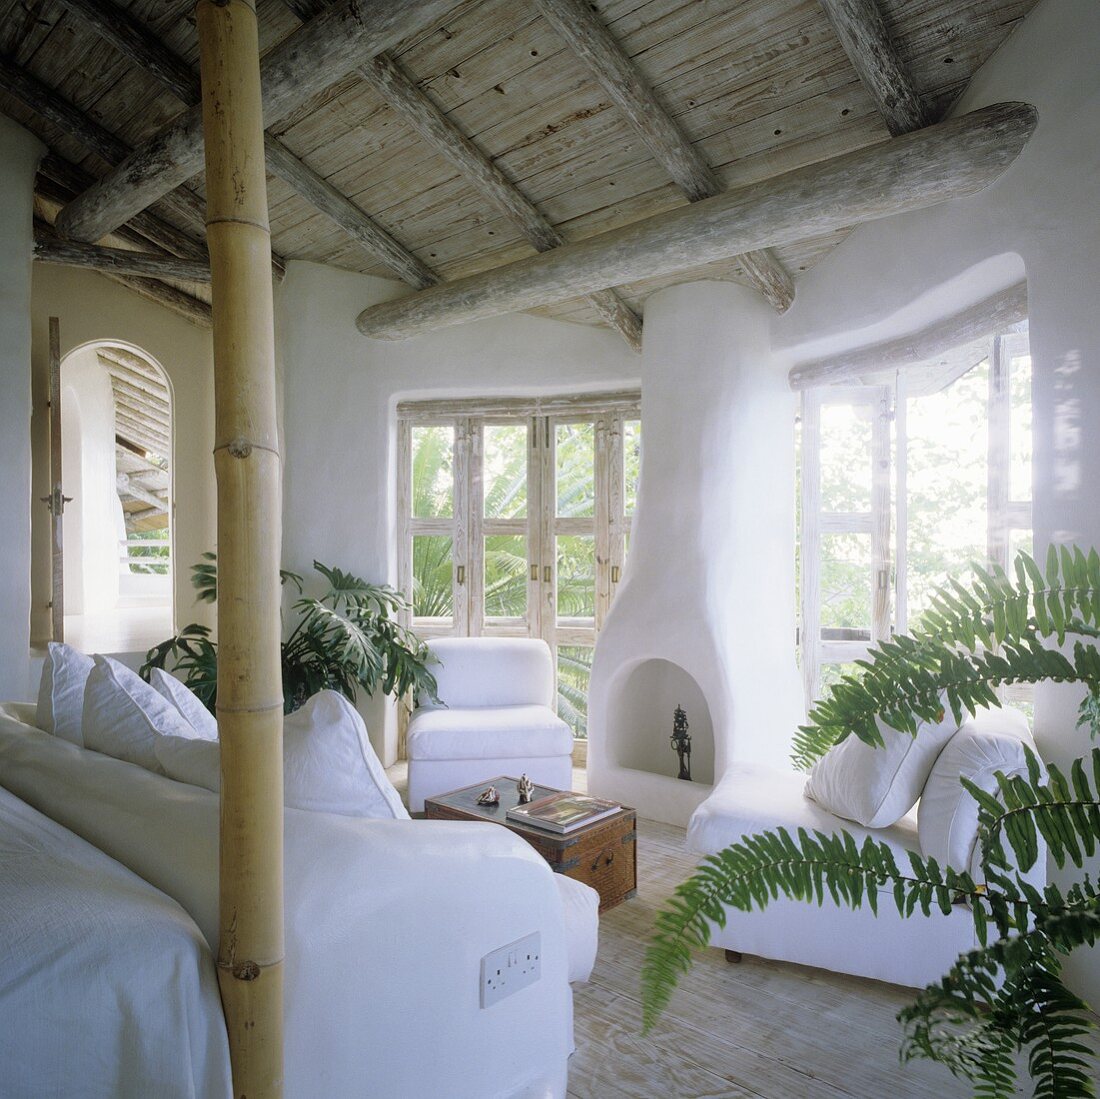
left=480, top=931, right=541, bottom=1008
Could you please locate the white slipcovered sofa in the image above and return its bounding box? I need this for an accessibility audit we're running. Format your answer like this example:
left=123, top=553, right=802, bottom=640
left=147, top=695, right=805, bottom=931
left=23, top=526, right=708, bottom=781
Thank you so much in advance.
left=687, top=707, right=1043, bottom=988
left=0, top=699, right=596, bottom=1098
left=408, top=637, right=574, bottom=812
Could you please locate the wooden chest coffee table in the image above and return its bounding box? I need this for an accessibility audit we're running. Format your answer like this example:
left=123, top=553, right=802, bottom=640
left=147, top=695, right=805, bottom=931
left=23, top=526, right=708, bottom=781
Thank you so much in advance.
left=424, top=776, right=637, bottom=913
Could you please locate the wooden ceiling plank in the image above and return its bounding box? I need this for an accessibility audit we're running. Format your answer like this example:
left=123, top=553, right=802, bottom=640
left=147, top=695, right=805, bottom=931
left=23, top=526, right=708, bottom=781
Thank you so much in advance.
left=532, top=0, right=792, bottom=312
left=355, top=102, right=1036, bottom=339
left=818, top=0, right=930, bottom=135
left=788, top=280, right=1028, bottom=388
left=358, top=51, right=639, bottom=349
left=64, top=0, right=435, bottom=288
left=54, top=0, right=461, bottom=242
left=98, top=345, right=169, bottom=387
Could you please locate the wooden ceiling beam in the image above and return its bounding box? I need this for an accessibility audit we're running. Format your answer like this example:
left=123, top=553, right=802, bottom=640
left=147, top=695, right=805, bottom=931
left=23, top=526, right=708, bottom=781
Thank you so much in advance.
left=116, top=473, right=168, bottom=512
left=37, top=153, right=209, bottom=263
left=57, top=0, right=435, bottom=289
left=355, top=103, right=1036, bottom=340
left=818, top=0, right=930, bottom=137
left=358, top=52, right=641, bottom=350
left=531, top=0, right=793, bottom=314
left=35, top=227, right=211, bottom=282
left=54, top=0, right=459, bottom=243
left=788, top=281, right=1027, bottom=389
left=104, top=274, right=212, bottom=327
left=3, top=56, right=286, bottom=278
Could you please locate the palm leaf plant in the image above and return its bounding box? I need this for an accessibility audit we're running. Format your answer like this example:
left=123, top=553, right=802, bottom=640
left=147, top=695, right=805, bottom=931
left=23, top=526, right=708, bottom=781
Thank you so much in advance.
left=141, top=553, right=438, bottom=715
left=643, top=547, right=1100, bottom=1098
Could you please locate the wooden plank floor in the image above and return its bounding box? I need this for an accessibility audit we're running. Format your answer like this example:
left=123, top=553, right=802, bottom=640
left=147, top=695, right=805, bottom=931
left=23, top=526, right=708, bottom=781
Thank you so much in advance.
left=386, top=762, right=977, bottom=1098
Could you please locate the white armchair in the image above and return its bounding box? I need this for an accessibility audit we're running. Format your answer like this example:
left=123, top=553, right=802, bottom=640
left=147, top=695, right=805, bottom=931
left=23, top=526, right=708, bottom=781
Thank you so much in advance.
left=408, top=637, right=574, bottom=812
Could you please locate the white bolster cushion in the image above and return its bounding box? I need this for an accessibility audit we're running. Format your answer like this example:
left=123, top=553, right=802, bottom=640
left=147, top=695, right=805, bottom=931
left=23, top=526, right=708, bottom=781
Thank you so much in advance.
left=83, top=655, right=196, bottom=772
left=35, top=641, right=94, bottom=745
left=155, top=690, right=409, bottom=819
left=804, top=696, right=959, bottom=828
left=918, top=706, right=1044, bottom=887
left=150, top=669, right=218, bottom=740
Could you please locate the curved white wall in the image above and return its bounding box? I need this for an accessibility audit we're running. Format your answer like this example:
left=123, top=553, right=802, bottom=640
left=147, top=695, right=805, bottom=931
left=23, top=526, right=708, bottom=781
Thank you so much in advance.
left=587, top=282, right=803, bottom=826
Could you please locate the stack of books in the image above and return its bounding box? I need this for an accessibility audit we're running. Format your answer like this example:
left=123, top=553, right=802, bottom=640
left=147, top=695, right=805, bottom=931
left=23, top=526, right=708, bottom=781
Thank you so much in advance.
left=506, top=791, right=621, bottom=834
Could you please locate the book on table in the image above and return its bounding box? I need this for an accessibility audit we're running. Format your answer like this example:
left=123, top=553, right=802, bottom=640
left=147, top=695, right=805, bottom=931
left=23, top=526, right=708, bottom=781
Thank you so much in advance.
left=506, top=791, right=622, bottom=834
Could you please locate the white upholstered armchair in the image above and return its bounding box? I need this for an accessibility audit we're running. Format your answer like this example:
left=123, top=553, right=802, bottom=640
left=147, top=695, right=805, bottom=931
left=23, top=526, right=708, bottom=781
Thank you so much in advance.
left=407, top=637, right=574, bottom=812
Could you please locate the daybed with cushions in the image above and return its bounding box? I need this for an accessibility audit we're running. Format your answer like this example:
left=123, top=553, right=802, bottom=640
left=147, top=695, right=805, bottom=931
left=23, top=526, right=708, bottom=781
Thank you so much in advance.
left=1, top=644, right=599, bottom=1098
left=688, top=705, right=1043, bottom=988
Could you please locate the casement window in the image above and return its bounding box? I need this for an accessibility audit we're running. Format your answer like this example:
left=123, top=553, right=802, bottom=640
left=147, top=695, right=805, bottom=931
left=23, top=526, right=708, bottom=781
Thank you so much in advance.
left=799, top=324, right=1033, bottom=709
left=397, top=392, right=641, bottom=738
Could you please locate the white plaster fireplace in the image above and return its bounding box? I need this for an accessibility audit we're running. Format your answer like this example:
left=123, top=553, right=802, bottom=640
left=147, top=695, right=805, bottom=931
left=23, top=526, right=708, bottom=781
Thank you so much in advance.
left=587, top=281, right=804, bottom=826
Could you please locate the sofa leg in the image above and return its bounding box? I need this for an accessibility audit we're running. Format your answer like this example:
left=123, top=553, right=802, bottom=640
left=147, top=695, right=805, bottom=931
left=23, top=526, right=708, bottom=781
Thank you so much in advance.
left=724, top=949, right=743, bottom=964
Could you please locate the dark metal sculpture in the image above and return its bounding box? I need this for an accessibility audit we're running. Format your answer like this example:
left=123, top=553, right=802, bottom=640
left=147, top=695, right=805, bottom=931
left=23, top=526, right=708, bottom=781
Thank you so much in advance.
left=670, top=704, right=692, bottom=781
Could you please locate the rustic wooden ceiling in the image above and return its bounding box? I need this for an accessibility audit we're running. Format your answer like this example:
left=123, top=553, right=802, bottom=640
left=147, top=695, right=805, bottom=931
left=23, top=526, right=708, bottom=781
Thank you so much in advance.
left=3, top=0, right=1037, bottom=334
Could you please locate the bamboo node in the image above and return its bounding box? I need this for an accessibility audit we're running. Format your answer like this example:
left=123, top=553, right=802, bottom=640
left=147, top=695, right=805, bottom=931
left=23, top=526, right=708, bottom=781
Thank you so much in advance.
left=233, top=960, right=261, bottom=981
left=228, top=436, right=253, bottom=459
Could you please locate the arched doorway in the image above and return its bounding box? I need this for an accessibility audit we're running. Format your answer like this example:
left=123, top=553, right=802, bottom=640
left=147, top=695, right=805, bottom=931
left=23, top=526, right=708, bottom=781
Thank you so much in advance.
left=59, top=341, right=174, bottom=653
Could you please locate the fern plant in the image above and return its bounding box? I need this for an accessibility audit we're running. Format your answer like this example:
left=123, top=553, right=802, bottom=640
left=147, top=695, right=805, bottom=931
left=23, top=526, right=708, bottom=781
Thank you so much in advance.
left=643, top=550, right=1100, bottom=1098
left=141, top=554, right=438, bottom=715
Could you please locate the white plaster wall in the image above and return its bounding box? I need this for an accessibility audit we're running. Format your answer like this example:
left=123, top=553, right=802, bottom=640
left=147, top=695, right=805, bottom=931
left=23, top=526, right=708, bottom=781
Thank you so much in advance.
left=276, top=261, right=640, bottom=762
left=772, top=0, right=1100, bottom=998
left=29, top=265, right=218, bottom=659
left=60, top=345, right=120, bottom=614
left=0, top=116, right=42, bottom=700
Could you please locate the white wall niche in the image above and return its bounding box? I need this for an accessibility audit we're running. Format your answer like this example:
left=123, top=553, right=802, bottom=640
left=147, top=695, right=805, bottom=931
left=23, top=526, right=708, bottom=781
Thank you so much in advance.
left=609, top=657, right=715, bottom=786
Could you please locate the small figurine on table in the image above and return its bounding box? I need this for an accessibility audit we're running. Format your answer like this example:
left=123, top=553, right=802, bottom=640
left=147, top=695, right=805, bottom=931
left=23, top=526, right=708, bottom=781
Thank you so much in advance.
left=670, top=704, right=692, bottom=781
left=476, top=785, right=500, bottom=806
left=516, top=774, right=535, bottom=803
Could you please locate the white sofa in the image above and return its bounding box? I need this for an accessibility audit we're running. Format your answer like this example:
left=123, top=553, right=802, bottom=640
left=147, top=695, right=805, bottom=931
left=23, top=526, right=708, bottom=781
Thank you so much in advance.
left=408, top=637, right=574, bottom=812
left=687, top=712, right=1044, bottom=989
left=0, top=701, right=594, bottom=1098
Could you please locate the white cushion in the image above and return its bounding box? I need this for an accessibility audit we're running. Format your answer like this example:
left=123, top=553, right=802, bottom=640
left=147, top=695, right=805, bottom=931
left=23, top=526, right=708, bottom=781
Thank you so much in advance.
left=35, top=642, right=94, bottom=745
left=406, top=705, right=573, bottom=761
left=420, top=637, right=555, bottom=709
left=154, top=690, right=409, bottom=820
left=82, top=655, right=195, bottom=772
left=150, top=669, right=218, bottom=740
left=689, top=762, right=923, bottom=875
left=918, top=706, right=1044, bottom=885
left=553, top=875, right=599, bottom=984
left=804, top=698, right=959, bottom=828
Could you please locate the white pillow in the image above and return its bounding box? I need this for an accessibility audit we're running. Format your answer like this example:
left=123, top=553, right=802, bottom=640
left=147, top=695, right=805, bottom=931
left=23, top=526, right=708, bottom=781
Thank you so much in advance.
left=150, top=668, right=218, bottom=740
left=154, top=690, right=409, bottom=820
left=804, top=697, right=959, bottom=828
left=82, top=655, right=196, bottom=773
left=35, top=641, right=94, bottom=745
left=918, top=706, right=1044, bottom=887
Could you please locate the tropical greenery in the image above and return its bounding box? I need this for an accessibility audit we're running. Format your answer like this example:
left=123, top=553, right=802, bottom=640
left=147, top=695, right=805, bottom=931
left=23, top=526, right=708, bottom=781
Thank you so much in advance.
left=141, top=553, right=438, bottom=715
left=644, top=548, right=1100, bottom=1098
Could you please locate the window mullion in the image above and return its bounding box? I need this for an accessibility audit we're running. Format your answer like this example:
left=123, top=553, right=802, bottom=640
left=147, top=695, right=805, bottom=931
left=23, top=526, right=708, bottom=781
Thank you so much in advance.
left=799, top=391, right=822, bottom=707
left=987, top=334, right=1010, bottom=571
left=871, top=386, right=893, bottom=644
left=453, top=418, right=472, bottom=635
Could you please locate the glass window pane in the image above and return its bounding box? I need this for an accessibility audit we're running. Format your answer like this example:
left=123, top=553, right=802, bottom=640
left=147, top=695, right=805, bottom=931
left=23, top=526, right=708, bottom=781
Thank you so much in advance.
left=905, top=361, right=989, bottom=625
left=1009, top=349, right=1032, bottom=502
left=556, top=422, right=595, bottom=518
left=820, top=401, right=872, bottom=513
left=412, top=425, right=454, bottom=518
left=820, top=532, right=871, bottom=636
left=623, top=419, right=641, bottom=516
left=484, top=534, right=528, bottom=619
left=557, top=645, right=592, bottom=738
left=412, top=535, right=453, bottom=618
left=484, top=424, right=527, bottom=519
left=819, top=662, right=864, bottom=694
left=557, top=534, right=595, bottom=620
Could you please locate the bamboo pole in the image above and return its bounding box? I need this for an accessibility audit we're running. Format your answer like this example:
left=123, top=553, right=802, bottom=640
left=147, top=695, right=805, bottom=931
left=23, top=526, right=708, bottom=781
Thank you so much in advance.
left=195, top=2, right=284, bottom=1096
